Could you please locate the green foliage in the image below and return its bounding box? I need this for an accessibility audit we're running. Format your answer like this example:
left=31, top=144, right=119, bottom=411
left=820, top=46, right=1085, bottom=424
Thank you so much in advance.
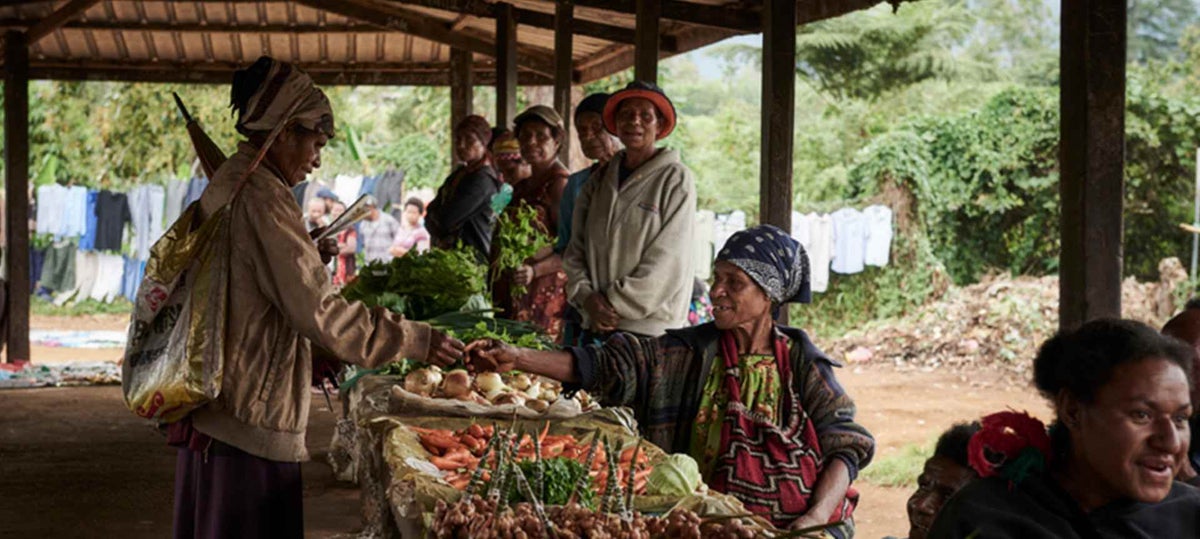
left=498, top=458, right=595, bottom=509
left=32, top=297, right=134, bottom=317
left=1129, top=0, right=1199, bottom=64
left=491, top=202, right=553, bottom=298
left=341, top=247, right=486, bottom=320
left=792, top=230, right=946, bottom=337
left=858, top=441, right=932, bottom=488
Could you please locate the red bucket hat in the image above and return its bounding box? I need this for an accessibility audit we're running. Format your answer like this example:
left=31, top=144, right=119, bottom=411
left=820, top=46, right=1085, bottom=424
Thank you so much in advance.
left=603, top=80, right=677, bottom=140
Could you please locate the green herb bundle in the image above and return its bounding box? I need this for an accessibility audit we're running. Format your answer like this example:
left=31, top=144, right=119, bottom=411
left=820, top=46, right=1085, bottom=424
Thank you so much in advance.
left=493, top=458, right=595, bottom=508
left=491, top=202, right=553, bottom=298
left=341, top=247, right=486, bottom=320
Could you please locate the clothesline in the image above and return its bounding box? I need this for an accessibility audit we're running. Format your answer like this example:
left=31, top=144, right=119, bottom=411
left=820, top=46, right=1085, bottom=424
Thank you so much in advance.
left=692, top=205, right=895, bottom=294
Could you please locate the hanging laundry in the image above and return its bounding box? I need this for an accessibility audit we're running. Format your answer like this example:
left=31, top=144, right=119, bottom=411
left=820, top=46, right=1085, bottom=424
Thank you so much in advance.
left=713, top=210, right=747, bottom=255
left=693, top=210, right=716, bottom=280
left=831, top=207, right=867, bottom=275
left=791, top=211, right=812, bottom=252
left=333, top=174, right=364, bottom=206
left=40, top=241, right=77, bottom=293
left=808, top=213, right=833, bottom=293
left=30, top=246, right=47, bottom=293
left=121, top=256, right=146, bottom=302
left=863, top=205, right=894, bottom=267
left=88, top=253, right=126, bottom=302
left=94, top=190, right=132, bottom=253
left=65, top=251, right=98, bottom=303
left=165, top=178, right=188, bottom=226
left=79, top=190, right=99, bottom=251
left=62, top=186, right=89, bottom=237
left=128, top=185, right=165, bottom=261
left=374, top=169, right=406, bottom=213
left=35, top=184, right=67, bottom=236
left=183, top=176, right=209, bottom=207
left=359, top=175, right=378, bottom=200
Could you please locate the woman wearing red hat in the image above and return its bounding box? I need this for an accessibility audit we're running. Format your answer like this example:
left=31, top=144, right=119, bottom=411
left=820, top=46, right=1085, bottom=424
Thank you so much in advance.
left=563, top=80, right=697, bottom=340
left=492, top=105, right=571, bottom=342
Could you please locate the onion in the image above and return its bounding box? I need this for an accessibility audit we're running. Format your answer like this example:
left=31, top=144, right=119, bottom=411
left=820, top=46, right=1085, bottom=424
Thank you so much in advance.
left=441, top=369, right=472, bottom=399
left=404, top=368, right=440, bottom=396
left=492, top=392, right=526, bottom=407
left=540, top=387, right=560, bottom=402
left=522, top=381, right=542, bottom=401
left=474, top=372, right=506, bottom=394
left=524, top=399, right=549, bottom=413
left=484, top=387, right=507, bottom=402
left=509, top=373, right=532, bottom=391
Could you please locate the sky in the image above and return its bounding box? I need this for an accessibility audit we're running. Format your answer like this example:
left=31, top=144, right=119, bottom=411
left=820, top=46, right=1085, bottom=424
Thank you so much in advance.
left=684, top=34, right=763, bottom=80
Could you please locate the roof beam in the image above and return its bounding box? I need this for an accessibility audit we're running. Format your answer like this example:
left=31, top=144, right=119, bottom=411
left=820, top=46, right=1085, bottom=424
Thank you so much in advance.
left=392, top=0, right=676, bottom=48
left=294, top=0, right=555, bottom=77
left=27, top=59, right=553, bottom=85
left=572, top=0, right=758, bottom=32
left=25, top=0, right=100, bottom=43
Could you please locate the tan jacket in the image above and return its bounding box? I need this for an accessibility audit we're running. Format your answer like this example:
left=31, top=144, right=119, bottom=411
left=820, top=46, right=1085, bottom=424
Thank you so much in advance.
left=191, top=143, right=431, bottom=462
left=563, top=148, right=696, bottom=336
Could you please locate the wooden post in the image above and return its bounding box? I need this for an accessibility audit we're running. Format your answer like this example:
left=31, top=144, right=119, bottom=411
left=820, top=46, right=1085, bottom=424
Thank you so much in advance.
left=634, top=0, right=660, bottom=83
left=450, top=47, right=473, bottom=162
left=554, top=0, right=574, bottom=163
left=4, top=30, right=30, bottom=363
left=760, top=0, right=795, bottom=324
left=1059, top=0, right=1126, bottom=329
left=495, top=2, right=517, bottom=129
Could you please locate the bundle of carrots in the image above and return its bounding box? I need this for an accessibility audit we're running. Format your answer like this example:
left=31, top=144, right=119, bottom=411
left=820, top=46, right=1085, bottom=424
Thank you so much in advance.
left=410, top=424, right=653, bottom=494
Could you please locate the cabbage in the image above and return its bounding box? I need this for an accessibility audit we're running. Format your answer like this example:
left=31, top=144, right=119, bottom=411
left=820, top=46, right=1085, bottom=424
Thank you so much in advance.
left=646, top=453, right=702, bottom=496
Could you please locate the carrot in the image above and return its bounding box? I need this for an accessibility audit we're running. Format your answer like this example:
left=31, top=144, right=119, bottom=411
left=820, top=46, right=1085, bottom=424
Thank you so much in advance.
left=430, top=455, right=467, bottom=470
left=447, top=475, right=471, bottom=490
left=420, top=432, right=466, bottom=454
left=467, top=424, right=485, bottom=439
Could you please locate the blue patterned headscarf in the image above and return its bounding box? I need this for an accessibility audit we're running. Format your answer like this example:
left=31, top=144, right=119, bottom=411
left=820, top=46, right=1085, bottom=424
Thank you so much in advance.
left=716, top=225, right=811, bottom=305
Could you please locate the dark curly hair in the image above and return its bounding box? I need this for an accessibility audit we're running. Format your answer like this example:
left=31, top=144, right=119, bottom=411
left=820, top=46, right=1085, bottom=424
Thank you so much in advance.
left=1034, top=318, right=1194, bottom=404
left=933, top=421, right=982, bottom=471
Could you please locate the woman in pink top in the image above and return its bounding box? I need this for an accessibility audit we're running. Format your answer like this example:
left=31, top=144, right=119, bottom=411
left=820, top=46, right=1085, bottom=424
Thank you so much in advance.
left=390, top=197, right=431, bottom=258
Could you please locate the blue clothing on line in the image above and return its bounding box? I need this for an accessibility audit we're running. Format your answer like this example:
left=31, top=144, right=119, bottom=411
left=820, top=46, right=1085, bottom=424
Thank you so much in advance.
left=79, top=190, right=99, bottom=251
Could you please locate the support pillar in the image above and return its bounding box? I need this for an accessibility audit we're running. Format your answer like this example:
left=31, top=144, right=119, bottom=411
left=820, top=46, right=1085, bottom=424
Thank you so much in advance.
left=760, top=0, right=795, bottom=324
left=635, top=0, right=659, bottom=83
left=4, top=30, right=30, bottom=363
left=495, top=2, right=517, bottom=129
left=760, top=0, right=795, bottom=238
left=1059, top=0, right=1126, bottom=329
left=449, top=47, right=473, bottom=162
left=554, top=0, right=574, bottom=163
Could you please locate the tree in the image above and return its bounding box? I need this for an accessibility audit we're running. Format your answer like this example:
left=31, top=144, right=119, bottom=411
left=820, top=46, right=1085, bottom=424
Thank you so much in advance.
left=1129, top=0, right=1199, bottom=64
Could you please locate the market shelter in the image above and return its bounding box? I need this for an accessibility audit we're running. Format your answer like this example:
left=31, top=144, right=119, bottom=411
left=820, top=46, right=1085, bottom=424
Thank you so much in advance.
left=2, top=0, right=1127, bottom=362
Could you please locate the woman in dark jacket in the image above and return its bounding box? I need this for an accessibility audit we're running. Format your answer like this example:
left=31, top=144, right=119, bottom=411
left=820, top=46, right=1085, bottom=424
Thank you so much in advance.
left=425, top=115, right=502, bottom=264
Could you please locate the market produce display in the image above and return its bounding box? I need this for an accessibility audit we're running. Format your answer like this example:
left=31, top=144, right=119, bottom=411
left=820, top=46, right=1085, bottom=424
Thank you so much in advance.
left=413, top=424, right=650, bottom=500
left=491, top=202, right=553, bottom=297
left=396, top=365, right=588, bottom=413
left=431, top=496, right=783, bottom=539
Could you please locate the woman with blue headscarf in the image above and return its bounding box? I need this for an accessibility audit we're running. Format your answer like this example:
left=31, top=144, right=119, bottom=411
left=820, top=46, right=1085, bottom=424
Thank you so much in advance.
left=466, top=225, right=874, bottom=536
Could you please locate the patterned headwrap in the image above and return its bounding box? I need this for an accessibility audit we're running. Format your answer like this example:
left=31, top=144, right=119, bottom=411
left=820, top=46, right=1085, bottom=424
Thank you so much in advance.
left=234, top=58, right=334, bottom=137
left=716, top=224, right=811, bottom=305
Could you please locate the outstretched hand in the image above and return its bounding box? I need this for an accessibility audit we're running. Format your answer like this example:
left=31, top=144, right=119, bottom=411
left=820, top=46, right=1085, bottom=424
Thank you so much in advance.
left=464, top=338, right=519, bottom=373
left=426, top=330, right=465, bottom=367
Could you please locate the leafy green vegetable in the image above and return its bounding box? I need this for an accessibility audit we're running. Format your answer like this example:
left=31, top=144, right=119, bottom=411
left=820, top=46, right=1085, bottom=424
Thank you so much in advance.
left=491, top=202, right=553, bottom=298
left=493, top=457, right=594, bottom=508
left=646, top=453, right=701, bottom=497
left=425, top=311, right=552, bottom=350
left=341, top=247, right=486, bottom=320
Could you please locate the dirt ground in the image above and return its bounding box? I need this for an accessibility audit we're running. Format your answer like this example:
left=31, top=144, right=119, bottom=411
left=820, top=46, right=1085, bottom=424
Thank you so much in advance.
left=1, top=316, right=1053, bottom=538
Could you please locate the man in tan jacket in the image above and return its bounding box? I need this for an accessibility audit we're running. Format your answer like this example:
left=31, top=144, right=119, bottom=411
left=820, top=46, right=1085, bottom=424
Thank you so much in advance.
left=171, top=57, right=463, bottom=539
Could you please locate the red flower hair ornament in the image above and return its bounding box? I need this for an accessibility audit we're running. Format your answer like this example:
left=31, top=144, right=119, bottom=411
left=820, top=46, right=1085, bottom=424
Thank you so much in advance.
left=967, top=410, right=1052, bottom=485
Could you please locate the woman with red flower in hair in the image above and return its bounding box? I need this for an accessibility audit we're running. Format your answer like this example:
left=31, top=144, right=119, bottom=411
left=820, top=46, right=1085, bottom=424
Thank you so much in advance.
left=929, top=319, right=1200, bottom=538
